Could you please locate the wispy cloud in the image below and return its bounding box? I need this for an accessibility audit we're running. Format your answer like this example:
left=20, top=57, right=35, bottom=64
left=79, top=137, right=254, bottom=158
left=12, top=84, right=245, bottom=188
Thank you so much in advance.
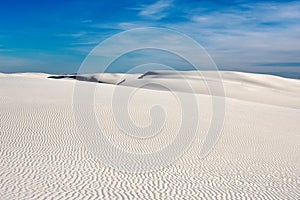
left=0, top=49, right=14, bottom=52
left=71, top=41, right=99, bottom=45
left=81, top=19, right=93, bottom=24
left=0, top=53, right=83, bottom=74
left=134, top=0, right=173, bottom=20
left=66, top=1, right=300, bottom=71
left=0, top=56, right=42, bottom=69
left=55, top=31, right=87, bottom=38
left=118, top=22, right=156, bottom=30
left=0, top=44, right=14, bottom=52
left=162, top=1, right=300, bottom=68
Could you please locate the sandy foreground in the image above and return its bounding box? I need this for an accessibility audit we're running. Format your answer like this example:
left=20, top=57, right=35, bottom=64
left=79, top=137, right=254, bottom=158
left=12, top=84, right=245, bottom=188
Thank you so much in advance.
left=0, top=71, right=300, bottom=199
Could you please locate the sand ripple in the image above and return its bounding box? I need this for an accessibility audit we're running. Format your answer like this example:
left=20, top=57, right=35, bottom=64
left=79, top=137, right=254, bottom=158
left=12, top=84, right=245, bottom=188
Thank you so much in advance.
left=0, top=73, right=299, bottom=199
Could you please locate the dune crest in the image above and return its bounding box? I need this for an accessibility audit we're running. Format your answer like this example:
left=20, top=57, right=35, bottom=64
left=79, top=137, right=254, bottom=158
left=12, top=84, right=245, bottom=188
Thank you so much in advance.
left=48, top=70, right=300, bottom=109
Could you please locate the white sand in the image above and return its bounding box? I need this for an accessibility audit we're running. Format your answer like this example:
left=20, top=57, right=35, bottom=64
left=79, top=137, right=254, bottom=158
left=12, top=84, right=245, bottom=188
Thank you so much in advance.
left=0, top=71, right=299, bottom=199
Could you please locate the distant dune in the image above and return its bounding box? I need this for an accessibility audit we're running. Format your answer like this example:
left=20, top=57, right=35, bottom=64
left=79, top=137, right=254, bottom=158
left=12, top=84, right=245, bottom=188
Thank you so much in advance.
left=49, top=70, right=300, bottom=109
left=1, top=71, right=300, bottom=199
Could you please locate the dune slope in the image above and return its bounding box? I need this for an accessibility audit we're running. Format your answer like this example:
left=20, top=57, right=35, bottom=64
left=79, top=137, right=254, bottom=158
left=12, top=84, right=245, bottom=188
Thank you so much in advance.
left=0, top=71, right=300, bottom=199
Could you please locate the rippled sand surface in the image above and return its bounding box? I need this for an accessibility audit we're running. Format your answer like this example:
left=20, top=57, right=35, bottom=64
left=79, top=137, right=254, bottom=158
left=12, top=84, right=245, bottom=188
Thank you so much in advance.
left=1, top=71, right=300, bottom=199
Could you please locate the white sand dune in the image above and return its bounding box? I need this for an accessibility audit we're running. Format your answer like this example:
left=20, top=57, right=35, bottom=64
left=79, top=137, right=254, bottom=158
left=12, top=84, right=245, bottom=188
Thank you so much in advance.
left=0, top=71, right=300, bottom=199
left=49, top=70, right=300, bottom=109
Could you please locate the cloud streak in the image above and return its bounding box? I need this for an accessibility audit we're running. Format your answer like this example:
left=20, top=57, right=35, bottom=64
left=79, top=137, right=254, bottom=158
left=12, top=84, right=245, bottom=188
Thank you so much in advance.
left=135, top=0, right=173, bottom=20
left=55, top=31, right=87, bottom=38
left=161, top=1, right=300, bottom=69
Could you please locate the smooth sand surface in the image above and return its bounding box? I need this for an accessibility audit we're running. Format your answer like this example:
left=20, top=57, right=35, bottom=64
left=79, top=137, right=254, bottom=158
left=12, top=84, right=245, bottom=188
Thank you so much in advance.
left=0, top=71, right=300, bottom=199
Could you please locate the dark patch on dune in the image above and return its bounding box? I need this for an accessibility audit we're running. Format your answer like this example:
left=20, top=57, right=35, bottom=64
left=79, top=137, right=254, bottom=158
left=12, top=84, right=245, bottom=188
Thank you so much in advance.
left=48, top=75, right=104, bottom=83
left=48, top=75, right=69, bottom=79
left=117, top=79, right=126, bottom=85
left=138, top=71, right=160, bottom=79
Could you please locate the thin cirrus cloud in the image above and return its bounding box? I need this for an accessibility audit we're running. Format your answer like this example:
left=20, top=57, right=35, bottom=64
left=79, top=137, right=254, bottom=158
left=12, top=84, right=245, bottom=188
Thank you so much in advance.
left=83, top=1, right=300, bottom=74
left=55, top=31, right=87, bottom=38
left=0, top=56, right=44, bottom=73
left=134, top=0, right=173, bottom=20
left=163, top=1, right=300, bottom=73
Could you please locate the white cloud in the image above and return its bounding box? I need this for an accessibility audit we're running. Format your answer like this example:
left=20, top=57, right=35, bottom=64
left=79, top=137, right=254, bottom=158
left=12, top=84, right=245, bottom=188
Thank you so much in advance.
left=243, top=1, right=300, bottom=22
left=118, top=22, right=157, bottom=30
left=164, top=1, right=300, bottom=68
left=82, top=19, right=93, bottom=23
left=71, top=41, right=99, bottom=45
left=135, top=0, right=173, bottom=20
left=0, top=56, right=42, bottom=69
left=55, top=31, right=86, bottom=38
left=0, top=49, right=14, bottom=52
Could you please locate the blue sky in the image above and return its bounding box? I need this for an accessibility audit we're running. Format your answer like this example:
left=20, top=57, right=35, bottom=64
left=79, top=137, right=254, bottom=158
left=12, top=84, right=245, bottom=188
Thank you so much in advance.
left=0, top=0, right=300, bottom=78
